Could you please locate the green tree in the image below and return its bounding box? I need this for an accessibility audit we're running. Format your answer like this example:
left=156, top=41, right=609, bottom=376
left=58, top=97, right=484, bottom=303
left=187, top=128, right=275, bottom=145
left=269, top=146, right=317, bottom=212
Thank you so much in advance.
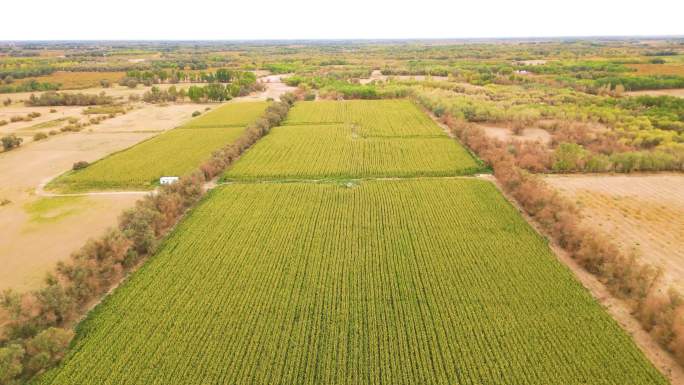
left=0, top=344, right=24, bottom=384
left=25, top=327, right=74, bottom=375
left=215, top=69, right=232, bottom=83
left=187, top=86, right=205, bottom=102
left=552, top=143, right=587, bottom=172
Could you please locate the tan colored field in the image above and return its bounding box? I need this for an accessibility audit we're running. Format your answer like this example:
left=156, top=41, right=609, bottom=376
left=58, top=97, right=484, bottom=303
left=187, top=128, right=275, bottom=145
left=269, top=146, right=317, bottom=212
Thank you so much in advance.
left=628, top=64, right=684, bottom=76
left=242, top=74, right=296, bottom=101
left=0, top=105, right=85, bottom=138
left=0, top=195, right=140, bottom=292
left=360, top=70, right=448, bottom=84
left=1, top=83, right=210, bottom=104
left=626, top=88, right=684, bottom=98
left=546, top=174, right=684, bottom=292
left=0, top=102, right=207, bottom=292
left=25, top=71, right=126, bottom=89
left=480, top=124, right=552, bottom=144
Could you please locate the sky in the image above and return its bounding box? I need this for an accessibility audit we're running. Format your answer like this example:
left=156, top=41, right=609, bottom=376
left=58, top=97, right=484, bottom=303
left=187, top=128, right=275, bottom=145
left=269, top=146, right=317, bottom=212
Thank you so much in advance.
left=2, top=0, right=683, bottom=40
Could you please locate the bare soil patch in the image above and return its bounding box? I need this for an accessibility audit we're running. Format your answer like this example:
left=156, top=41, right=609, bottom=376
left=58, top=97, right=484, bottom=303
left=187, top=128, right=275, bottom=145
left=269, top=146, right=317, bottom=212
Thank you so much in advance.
left=625, top=89, right=684, bottom=98
left=237, top=74, right=296, bottom=101
left=546, top=174, right=684, bottom=293
left=0, top=195, right=139, bottom=292
left=480, top=124, right=552, bottom=144
left=360, top=70, right=448, bottom=84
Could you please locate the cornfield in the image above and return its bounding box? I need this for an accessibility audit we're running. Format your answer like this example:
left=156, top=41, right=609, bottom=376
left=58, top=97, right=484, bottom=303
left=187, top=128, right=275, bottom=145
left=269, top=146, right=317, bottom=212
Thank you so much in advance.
left=284, top=99, right=445, bottom=137
left=37, top=100, right=667, bottom=385
left=49, top=102, right=269, bottom=192
left=224, top=100, right=482, bottom=180
left=37, top=180, right=666, bottom=385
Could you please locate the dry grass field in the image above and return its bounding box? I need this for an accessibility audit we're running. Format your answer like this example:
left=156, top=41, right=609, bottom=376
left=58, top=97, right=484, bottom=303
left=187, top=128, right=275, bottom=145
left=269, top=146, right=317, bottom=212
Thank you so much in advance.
left=480, top=124, right=552, bottom=144
left=625, top=89, right=684, bottom=98
left=25, top=71, right=126, bottom=89
left=628, top=64, right=684, bottom=76
left=546, top=174, right=684, bottom=292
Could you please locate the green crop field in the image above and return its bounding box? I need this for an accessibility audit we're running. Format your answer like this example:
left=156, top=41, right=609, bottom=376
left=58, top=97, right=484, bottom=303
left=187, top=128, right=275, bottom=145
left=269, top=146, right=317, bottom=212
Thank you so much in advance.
left=284, top=99, right=445, bottom=137
left=48, top=101, right=270, bottom=192
left=224, top=124, right=479, bottom=180
left=180, top=101, right=269, bottom=128
left=37, top=179, right=666, bottom=385
left=224, top=100, right=482, bottom=180
left=48, top=127, right=245, bottom=192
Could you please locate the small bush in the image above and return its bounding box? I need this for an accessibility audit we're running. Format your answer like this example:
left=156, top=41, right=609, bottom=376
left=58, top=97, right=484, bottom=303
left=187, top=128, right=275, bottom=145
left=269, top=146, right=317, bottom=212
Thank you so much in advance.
left=0, top=120, right=7, bottom=126
left=33, top=132, right=48, bottom=141
left=1, top=134, right=23, bottom=151
left=72, top=161, right=89, bottom=170
left=49, top=108, right=57, bottom=113
left=1, top=198, right=10, bottom=206
left=192, top=111, right=201, bottom=117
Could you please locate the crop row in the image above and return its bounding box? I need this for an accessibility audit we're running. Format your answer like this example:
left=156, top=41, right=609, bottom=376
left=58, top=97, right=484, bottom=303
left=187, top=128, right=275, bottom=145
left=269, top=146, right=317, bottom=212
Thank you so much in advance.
left=224, top=124, right=481, bottom=180
left=37, top=179, right=666, bottom=385
left=49, top=126, right=246, bottom=192
left=49, top=101, right=270, bottom=192
left=284, top=99, right=447, bottom=137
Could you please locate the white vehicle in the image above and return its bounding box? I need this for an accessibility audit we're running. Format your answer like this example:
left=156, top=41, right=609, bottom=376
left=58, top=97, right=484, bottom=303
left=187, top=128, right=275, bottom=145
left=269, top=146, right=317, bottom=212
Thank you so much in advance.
left=159, top=176, right=179, bottom=185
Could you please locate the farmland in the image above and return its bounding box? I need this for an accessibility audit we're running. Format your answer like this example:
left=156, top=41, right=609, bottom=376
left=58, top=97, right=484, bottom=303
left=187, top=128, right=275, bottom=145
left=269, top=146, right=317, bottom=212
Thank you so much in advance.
left=2, top=38, right=684, bottom=385
left=0, top=103, right=206, bottom=291
left=49, top=101, right=269, bottom=191
left=37, top=180, right=666, bottom=385
left=284, top=100, right=446, bottom=137
left=24, top=71, right=126, bottom=90
left=225, top=100, right=482, bottom=180
left=180, top=101, right=269, bottom=128
left=546, top=174, right=684, bottom=292
left=48, top=126, right=245, bottom=191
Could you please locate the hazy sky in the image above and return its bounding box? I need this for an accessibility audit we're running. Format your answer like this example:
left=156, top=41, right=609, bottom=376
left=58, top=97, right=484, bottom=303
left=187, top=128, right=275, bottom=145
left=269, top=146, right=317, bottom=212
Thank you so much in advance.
left=2, top=0, right=683, bottom=40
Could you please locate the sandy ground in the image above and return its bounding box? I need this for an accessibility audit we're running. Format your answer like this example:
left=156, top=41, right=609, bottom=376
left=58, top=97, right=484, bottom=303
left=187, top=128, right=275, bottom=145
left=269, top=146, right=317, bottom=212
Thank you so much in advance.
left=625, top=89, right=684, bottom=98
left=0, top=103, right=205, bottom=292
left=480, top=124, right=552, bottom=144
left=244, top=74, right=296, bottom=101
left=0, top=195, right=141, bottom=292
left=0, top=106, right=85, bottom=131
left=546, top=174, right=684, bottom=293
left=360, top=70, right=448, bottom=84
left=514, top=59, right=547, bottom=66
